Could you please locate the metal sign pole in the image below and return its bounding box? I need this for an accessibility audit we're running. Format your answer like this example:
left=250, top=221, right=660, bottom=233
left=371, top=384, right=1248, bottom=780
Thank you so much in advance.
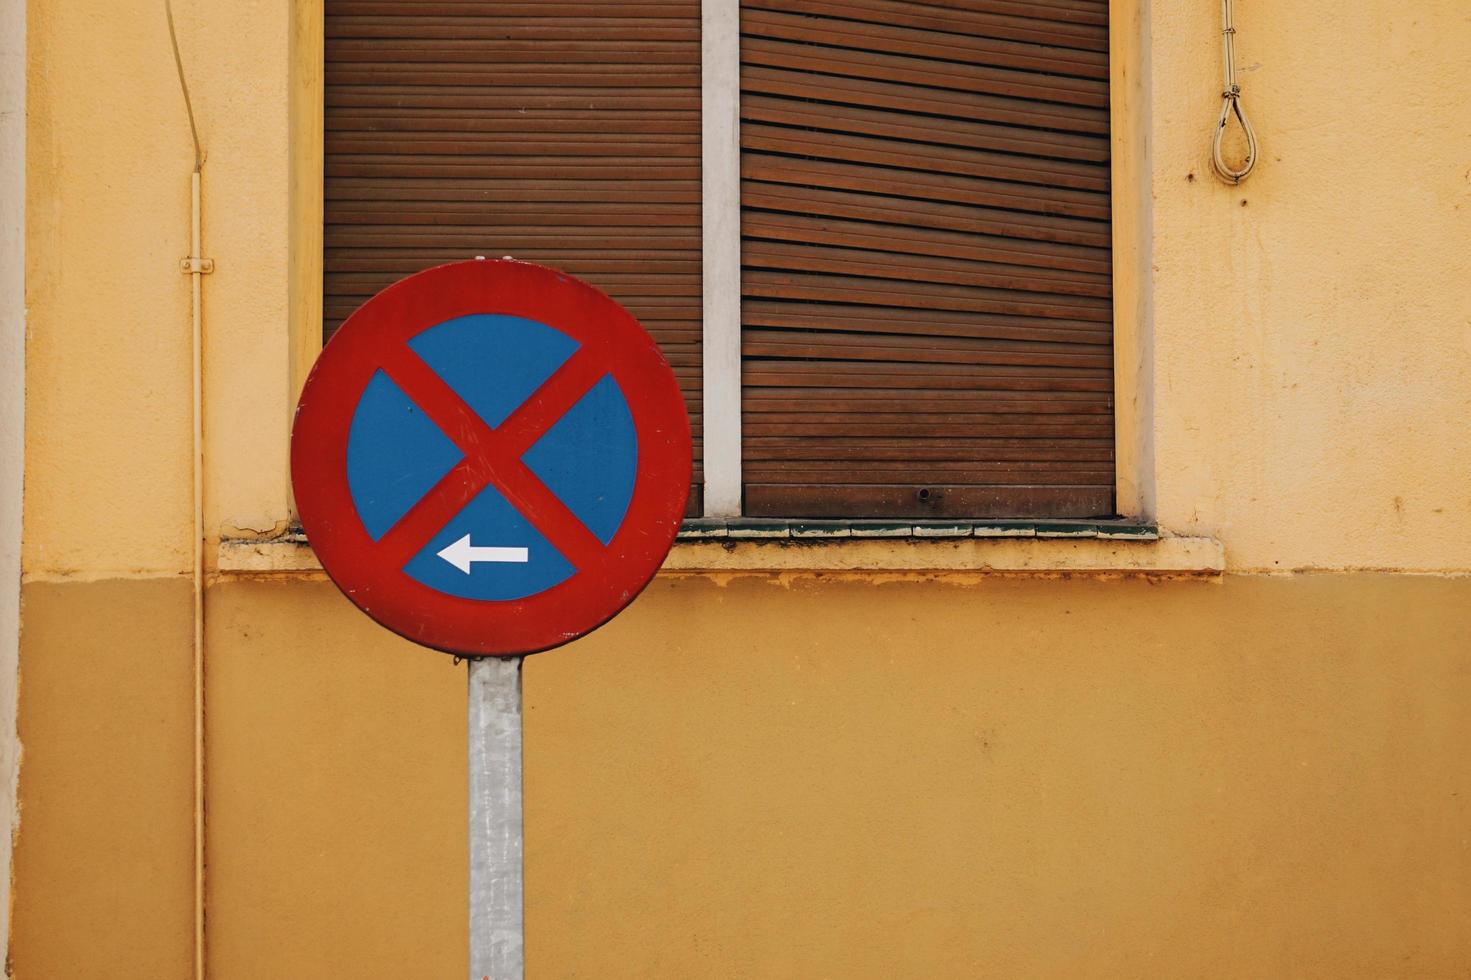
left=468, top=655, right=524, bottom=980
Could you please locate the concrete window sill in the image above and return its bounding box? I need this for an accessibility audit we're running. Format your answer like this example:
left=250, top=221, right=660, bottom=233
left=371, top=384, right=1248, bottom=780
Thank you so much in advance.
left=217, top=521, right=1224, bottom=578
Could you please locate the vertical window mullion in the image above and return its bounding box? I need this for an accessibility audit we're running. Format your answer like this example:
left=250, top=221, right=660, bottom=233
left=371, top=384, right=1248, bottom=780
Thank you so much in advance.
left=701, top=0, right=744, bottom=517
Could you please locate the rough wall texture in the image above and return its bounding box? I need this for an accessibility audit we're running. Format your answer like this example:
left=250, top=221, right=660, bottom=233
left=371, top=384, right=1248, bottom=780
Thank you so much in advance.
left=133, top=575, right=1471, bottom=978
left=11, top=579, right=195, bottom=979
left=22, top=0, right=194, bottom=576
left=203, top=577, right=464, bottom=980
left=1146, top=2, right=1471, bottom=570
left=522, top=574, right=1471, bottom=978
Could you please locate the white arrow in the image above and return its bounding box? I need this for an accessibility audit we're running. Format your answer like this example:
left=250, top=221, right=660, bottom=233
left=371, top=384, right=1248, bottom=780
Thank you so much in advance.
left=436, top=534, right=529, bottom=574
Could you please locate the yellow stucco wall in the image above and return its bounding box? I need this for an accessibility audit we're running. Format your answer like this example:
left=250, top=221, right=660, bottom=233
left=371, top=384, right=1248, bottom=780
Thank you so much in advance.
left=17, top=575, right=1470, bottom=978
left=14, top=0, right=1471, bottom=977
left=12, top=579, right=196, bottom=978
left=1144, top=3, right=1471, bottom=571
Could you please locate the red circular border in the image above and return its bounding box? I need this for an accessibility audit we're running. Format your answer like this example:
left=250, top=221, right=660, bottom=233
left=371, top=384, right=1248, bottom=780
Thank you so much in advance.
left=291, top=260, right=691, bottom=657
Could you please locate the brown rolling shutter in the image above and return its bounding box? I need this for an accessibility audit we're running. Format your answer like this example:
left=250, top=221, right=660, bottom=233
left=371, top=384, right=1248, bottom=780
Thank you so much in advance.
left=324, top=1, right=704, bottom=513
left=740, top=0, right=1114, bottom=519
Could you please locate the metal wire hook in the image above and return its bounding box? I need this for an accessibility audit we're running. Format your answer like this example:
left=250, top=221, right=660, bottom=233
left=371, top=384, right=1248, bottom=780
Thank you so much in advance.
left=1212, top=89, right=1258, bottom=184
left=1211, top=0, right=1257, bottom=184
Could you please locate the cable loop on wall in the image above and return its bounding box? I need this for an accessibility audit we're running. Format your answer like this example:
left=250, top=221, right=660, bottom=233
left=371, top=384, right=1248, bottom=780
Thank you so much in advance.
left=165, top=0, right=203, bottom=172
left=1211, top=0, right=1258, bottom=184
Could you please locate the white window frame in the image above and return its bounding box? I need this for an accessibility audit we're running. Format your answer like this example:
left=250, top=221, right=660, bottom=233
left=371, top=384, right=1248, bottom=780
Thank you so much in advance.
left=700, top=0, right=744, bottom=517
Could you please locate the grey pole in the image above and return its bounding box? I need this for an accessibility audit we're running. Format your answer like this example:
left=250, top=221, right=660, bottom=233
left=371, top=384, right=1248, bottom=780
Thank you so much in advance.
left=468, top=655, right=524, bottom=980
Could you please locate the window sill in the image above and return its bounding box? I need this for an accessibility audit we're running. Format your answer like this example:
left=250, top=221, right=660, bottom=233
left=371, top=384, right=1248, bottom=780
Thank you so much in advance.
left=216, top=521, right=1223, bottom=578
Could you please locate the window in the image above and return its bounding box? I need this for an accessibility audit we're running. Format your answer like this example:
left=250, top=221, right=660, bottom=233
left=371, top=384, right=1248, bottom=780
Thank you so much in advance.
left=323, top=1, right=705, bottom=511
left=323, top=0, right=1113, bottom=523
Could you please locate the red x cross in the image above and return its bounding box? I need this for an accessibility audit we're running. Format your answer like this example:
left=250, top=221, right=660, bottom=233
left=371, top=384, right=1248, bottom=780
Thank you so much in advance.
left=374, top=343, right=611, bottom=572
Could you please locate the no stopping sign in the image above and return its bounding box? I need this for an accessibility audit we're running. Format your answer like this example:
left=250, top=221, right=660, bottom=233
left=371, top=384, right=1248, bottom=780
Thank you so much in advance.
left=291, top=260, right=691, bottom=657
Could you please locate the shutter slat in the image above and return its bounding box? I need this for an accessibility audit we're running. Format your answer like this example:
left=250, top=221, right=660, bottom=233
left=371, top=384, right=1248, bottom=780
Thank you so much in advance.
left=328, top=42, right=700, bottom=60
left=743, top=123, right=1108, bottom=189
left=740, top=8, right=1108, bottom=79
left=747, top=213, right=1112, bottom=275
left=743, top=332, right=1113, bottom=370
left=326, top=135, right=701, bottom=154
left=742, top=67, right=1109, bottom=136
left=326, top=158, right=699, bottom=180
left=327, top=68, right=702, bottom=88
left=743, top=0, right=1109, bottom=51
left=744, top=364, right=1109, bottom=391
left=326, top=254, right=701, bottom=275
left=327, top=89, right=701, bottom=111
left=327, top=31, right=699, bottom=48
left=751, top=469, right=1113, bottom=486
left=744, top=183, right=1110, bottom=248
left=748, top=448, right=1115, bottom=464
left=743, top=156, right=1111, bottom=220
left=327, top=227, right=703, bottom=247
left=743, top=38, right=1107, bottom=107
left=326, top=178, right=702, bottom=204
left=745, top=485, right=1113, bottom=520
left=881, top=0, right=1108, bottom=27
left=327, top=110, right=700, bottom=134
left=325, top=204, right=701, bottom=227
left=326, top=0, right=703, bottom=511
left=744, top=270, right=1112, bottom=320
left=748, top=387, right=1114, bottom=405
left=331, top=4, right=695, bottom=16
left=741, top=95, right=1108, bottom=164
left=743, top=417, right=1109, bottom=438
left=747, top=239, right=1106, bottom=295
left=744, top=303, right=1108, bottom=346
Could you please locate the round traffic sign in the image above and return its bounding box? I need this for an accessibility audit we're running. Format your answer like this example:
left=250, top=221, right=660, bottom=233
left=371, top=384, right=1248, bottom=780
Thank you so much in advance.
left=291, top=260, right=691, bottom=657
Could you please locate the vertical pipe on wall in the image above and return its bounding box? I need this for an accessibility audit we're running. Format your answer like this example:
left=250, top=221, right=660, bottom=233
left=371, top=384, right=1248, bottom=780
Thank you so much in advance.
left=188, top=164, right=206, bottom=980
left=165, top=2, right=207, bottom=973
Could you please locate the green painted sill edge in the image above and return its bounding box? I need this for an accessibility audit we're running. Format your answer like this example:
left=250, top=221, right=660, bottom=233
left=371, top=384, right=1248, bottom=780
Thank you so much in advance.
left=677, top=519, right=1158, bottom=542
